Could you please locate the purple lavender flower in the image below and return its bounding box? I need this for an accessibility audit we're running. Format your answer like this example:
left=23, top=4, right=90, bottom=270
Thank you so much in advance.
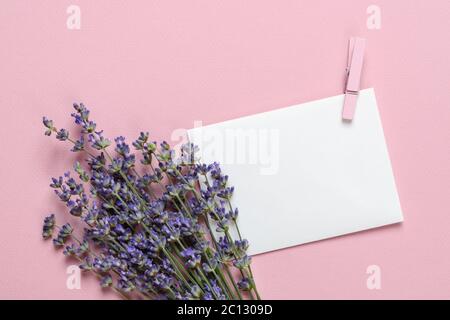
left=210, top=279, right=226, bottom=300
left=74, top=162, right=89, bottom=182
left=70, top=136, right=85, bottom=152
left=93, top=256, right=113, bottom=273
left=52, top=224, right=73, bottom=248
left=84, top=203, right=99, bottom=225
left=42, top=214, right=56, bottom=239
left=79, top=257, right=93, bottom=271
left=42, top=117, right=54, bottom=136
left=190, top=285, right=202, bottom=299
left=115, top=136, right=130, bottom=156
left=90, top=133, right=111, bottom=150
left=132, top=132, right=149, bottom=150
left=234, top=239, right=249, bottom=254
left=63, top=244, right=77, bottom=256
left=100, top=274, right=113, bottom=288
left=71, top=103, right=96, bottom=133
left=52, top=237, right=65, bottom=247
left=233, top=255, right=252, bottom=270
left=42, top=102, right=261, bottom=300
left=50, top=176, right=63, bottom=189
left=217, top=186, right=234, bottom=200
left=56, top=128, right=69, bottom=141
left=237, top=278, right=252, bottom=291
left=75, top=240, right=89, bottom=256
left=117, top=279, right=136, bottom=293
left=180, top=248, right=202, bottom=269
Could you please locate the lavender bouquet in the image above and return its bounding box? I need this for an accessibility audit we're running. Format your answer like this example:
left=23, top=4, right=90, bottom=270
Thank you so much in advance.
left=42, top=103, right=260, bottom=300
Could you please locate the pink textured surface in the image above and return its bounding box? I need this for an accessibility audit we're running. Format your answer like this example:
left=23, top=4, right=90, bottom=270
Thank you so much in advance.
left=1, top=1, right=449, bottom=299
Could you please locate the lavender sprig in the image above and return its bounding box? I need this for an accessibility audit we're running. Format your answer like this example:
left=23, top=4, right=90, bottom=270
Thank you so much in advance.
left=41, top=103, right=260, bottom=300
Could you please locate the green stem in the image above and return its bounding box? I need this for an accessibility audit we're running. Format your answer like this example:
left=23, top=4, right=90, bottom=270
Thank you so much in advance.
left=226, top=200, right=261, bottom=300
left=204, top=214, right=243, bottom=300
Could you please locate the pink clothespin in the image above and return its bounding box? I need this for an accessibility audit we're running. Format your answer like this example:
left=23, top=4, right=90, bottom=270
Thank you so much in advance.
left=343, top=37, right=365, bottom=121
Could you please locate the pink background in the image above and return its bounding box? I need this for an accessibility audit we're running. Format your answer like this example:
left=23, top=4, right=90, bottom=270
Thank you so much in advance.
left=1, top=0, right=449, bottom=299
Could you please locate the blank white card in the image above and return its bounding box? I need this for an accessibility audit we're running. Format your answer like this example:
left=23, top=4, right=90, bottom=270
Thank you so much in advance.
left=188, top=88, right=403, bottom=255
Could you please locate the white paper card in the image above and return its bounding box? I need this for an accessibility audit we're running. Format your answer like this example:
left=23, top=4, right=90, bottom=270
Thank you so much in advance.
left=187, top=88, right=403, bottom=255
